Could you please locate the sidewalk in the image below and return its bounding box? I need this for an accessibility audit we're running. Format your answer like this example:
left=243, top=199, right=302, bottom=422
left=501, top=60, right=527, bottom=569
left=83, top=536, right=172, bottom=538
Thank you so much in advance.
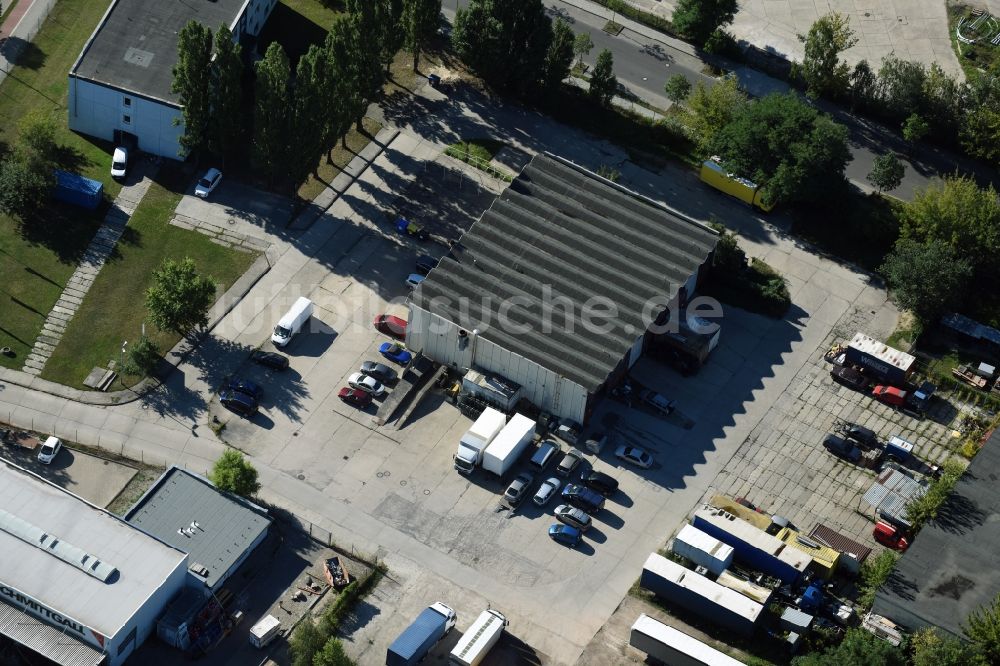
left=0, top=0, right=57, bottom=88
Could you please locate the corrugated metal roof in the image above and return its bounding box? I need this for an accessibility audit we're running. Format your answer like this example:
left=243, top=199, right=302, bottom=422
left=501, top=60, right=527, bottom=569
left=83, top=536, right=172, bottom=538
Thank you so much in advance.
left=0, top=602, right=104, bottom=666
left=942, top=313, right=1000, bottom=346
left=411, top=153, right=718, bottom=391
left=125, top=467, right=271, bottom=589
left=809, top=524, right=872, bottom=563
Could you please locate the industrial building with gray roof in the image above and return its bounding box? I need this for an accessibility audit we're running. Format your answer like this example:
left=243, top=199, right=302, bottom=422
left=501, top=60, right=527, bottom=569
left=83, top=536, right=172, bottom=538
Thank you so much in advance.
left=125, top=466, right=271, bottom=591
left=409, top=153, right=718, bottom=414
left=873, top=431, right=1000, bottom=639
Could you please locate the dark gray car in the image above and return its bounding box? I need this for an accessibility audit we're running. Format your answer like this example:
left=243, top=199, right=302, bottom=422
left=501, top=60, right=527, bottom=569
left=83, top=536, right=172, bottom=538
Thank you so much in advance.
left=360, top=361, right=397, bottom=383
left=823, top=434, right=862, bottom=463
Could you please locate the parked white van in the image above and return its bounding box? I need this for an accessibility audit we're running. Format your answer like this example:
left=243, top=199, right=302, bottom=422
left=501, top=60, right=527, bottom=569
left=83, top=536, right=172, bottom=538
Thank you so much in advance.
left=271, top=297, right=313, bottom=347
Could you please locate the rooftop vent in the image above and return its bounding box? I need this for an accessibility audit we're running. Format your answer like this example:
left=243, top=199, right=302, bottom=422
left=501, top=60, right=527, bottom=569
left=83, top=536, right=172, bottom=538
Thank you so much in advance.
left=0, top=509, right=118, bottom=583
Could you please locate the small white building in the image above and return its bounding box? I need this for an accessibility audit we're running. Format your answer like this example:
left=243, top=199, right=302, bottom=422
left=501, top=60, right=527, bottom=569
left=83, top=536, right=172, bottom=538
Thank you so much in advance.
left=68, top=0, right=278, bottom=159
left=407, top=153, right=719, bottom=424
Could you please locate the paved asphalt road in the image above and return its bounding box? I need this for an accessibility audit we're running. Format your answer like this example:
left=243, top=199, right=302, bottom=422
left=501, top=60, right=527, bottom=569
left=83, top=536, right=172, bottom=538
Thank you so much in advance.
left=444, top=0, right=998, bottom=201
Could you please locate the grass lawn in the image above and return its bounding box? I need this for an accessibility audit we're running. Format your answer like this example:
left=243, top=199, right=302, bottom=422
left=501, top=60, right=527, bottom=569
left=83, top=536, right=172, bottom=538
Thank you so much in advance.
left=947, top=3, right=1000, bottom=79
left=41, top=167, right=257, bottom=389
left=297, top=116, right=384, bottom=201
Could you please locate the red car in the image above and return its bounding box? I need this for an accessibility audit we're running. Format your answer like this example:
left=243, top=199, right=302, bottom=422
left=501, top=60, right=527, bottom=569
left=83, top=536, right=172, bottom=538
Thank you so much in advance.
left=872, top=385, right=907, bottom=406
left=873, top=521, right=909, bottom=551
left=338, top=387, right=372, bottom=408
left=373, top=314, right=407, bottom=341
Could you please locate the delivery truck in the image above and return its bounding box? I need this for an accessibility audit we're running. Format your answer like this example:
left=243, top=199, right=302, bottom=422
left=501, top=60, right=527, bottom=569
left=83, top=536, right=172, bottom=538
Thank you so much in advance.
left=454, top=407, right=507, bottom=474
left=386, top=602, right=456, bottom=666
left=449, top=608, right=508, bottom=666
left=481, top=414, right=535, bottom=477
left=699, top=157, right=774, bottom=213
left=249, top=614, right=281, bottom=648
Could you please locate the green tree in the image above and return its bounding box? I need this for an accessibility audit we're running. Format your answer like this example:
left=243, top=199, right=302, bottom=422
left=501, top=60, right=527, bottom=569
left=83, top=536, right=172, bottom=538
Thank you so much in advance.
left=866, top=152, right=904, bottom=193
left=857, top=550, right=898, bottom=610
left=210, top=449, right=261, bottom=497
left=452, top=0, right=553, bottom=94
left=792, top=628, right=907, bottom=666
left=121, top=334, right=161, bottom=378
left=850, top=59, right=877, bottom=110
left=375, top=0, right=405, bottom=74
left=292, top=44, right=331, bottom=184
left=145, top=257, right=217, bottom=335
left=542, top=19, right=574, bottom=90
left=588, top=49, right=617, bottom=106
left=209, top=25, right=243, bottom=163
left=402, top=0, right=441, bottom=72
left=905, top=458, right=966, bottom=529
left=19, top=113, right=59, bottom=167
left=686, top=75, right=748, bottom=150
left=902, top=113, right=930, bottom=144
left=573, top=32, right=593, bottom=67
left=290, top=619, right=326, bottom=666
left=881, top=240, right=971, bottom=324
left=326, top=16, right=363, bottom=151
left=879, top=56, right=928, bottom=119
left=0, top=158, right=53, bottom=219
left=709, top=92, right=851, bottom=206
left=253, top=42, right=292, bottom=185
left=797, top=12, right=857, bottom=99
left=172, top=21, right=214, bottom=158
left=898, top=176, right=1000, bottom=283
left=913, top=626, right=985, bottom=666
left=671, top=0, right=738, bottom=47
left=345, top=5, right=386, bottom=129
left=960, top=74, right=1000, bottom=167
left=664, top=74, right=692, bottom=104
left=313, top=638, right=353, bottom=666
left=966, top=594, right=1000, bottom=664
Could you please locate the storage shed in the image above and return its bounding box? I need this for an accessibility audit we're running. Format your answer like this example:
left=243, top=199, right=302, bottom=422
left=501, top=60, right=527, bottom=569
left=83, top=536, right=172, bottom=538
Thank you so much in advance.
left=672, top=524, right=734, bottom=576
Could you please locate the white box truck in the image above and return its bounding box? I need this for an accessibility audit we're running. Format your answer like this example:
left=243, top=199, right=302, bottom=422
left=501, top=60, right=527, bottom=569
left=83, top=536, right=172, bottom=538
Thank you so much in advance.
left=249, top=614, right=281, bottom=648
left=481, top=414, right=535, bottom=477
left=449, top=608, right=508, bottom=666
left=271, top=297, right=313, bottom=347
left=454, top=408, right=508, bottom=474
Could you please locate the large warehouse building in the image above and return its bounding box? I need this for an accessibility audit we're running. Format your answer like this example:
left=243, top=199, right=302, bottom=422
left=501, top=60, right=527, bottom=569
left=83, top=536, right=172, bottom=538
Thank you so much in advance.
left=407, top=153, right=719, bottom=423
left=873, top=431, right=1000, bottom=639
left=68, top=0, right=277, bottom=158
left=0, top=460, right=188, bottom=666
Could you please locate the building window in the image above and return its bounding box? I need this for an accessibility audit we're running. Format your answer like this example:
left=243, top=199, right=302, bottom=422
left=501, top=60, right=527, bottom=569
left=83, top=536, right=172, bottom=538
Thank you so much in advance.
left=122, top=114, right=131, bottom=125
left=123, top=96, right=131, bottom=107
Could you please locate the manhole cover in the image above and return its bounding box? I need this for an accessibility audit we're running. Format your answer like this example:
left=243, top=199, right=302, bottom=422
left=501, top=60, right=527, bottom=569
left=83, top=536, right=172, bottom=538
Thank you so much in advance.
left=228, top=217, right=236, bottom=225
left=400, top=480, right=407, bottom=486
left=423, top=489, right=430, bottom=495
left=297, top=474, right=305, bottom=480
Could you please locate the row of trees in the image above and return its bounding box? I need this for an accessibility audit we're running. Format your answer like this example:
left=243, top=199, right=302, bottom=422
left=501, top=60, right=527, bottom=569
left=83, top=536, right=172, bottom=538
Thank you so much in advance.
left=797, top=12, right=1000, bottom=166
left=172, top=0, right=441, bottom=186
left=0, top=115, right=61, bottom=220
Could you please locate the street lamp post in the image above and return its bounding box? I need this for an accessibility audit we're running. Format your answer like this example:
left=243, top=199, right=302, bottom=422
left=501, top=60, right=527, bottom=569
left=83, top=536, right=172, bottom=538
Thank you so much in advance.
left=120, top=340, right=128, bottom=384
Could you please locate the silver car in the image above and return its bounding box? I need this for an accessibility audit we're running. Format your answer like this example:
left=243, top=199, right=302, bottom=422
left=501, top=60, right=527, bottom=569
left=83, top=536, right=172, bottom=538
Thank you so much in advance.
left=533, top=477, right=562, bottom=506
left=554, top=504, right=591, bottom=531
left=348, top=372, right=386, bottom=396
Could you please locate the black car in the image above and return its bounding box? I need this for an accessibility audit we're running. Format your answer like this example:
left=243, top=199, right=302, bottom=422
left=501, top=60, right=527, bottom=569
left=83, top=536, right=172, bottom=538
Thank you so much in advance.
left=581, top=470, right=619, bottom=496
left=830, top=365, right=868, bottom=390
left=220, top=389, right=258, bottom=417
left=226, top=377, right=262, bottom=400
left=251, top=349, right=289, bottom=371
left=822, top=434, right=862, bottom=463
left=840, top=423, right=879, bottom=448
left=360, top=361, right=397, bottom=383
left=415, top=255, right=439, bottom=276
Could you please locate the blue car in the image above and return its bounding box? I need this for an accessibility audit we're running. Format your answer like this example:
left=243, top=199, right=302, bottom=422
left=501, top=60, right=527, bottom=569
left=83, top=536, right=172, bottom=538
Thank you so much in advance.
left=220, top=389, right=258, bottom=417
left=548, top=524, right=582, bottom=547
left=379, top=342, right=412, bottom=365
left=226, top=377, right=262, bottom=400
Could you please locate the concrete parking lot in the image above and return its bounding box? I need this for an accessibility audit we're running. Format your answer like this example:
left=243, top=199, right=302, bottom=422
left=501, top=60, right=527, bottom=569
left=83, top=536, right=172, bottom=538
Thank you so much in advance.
left=0, top=440, right=137, bottom=507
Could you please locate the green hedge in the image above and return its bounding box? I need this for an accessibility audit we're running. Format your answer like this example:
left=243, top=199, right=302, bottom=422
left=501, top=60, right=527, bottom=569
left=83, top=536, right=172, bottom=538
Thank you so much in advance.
left=589, top=0, right=674, bottom=35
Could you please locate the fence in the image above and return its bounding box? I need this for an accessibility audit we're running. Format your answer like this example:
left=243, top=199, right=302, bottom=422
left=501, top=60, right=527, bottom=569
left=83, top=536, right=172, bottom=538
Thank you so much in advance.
left=0, top=0, right=59, bottom=84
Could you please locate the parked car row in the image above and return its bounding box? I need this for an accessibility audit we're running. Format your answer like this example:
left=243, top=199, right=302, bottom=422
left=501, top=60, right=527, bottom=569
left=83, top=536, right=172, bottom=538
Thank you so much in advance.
left=220, top=377, right=263, bottom=417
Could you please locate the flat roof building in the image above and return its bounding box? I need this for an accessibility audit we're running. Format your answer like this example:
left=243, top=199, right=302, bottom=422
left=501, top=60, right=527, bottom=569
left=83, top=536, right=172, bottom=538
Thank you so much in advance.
left=873, top=433, right=1000, bottom=639
left=125, top=466, right=271, bottom=591
left=407, top=153, right=719, bottom=424
left=0, top=461, right=188, bottom=666
left=68, top=0, right=278, bottom=158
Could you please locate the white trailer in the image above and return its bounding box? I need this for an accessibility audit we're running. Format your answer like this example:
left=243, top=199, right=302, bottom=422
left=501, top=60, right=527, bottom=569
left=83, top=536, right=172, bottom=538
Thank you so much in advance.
left=454, top=408, right=508, bottom=474
left=249, top=614, right=281, bottom=648
left=449, top=609, right=508, bottom=666
left=672, top=524, right=734, bottom=576
left=630, top=614, right=743, bottom=666
left=481, top=414, right=535, bottom=477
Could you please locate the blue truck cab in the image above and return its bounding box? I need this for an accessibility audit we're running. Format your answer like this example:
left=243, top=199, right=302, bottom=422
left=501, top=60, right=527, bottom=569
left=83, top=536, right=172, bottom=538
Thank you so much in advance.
left=386, top=602, right=457, bottom=666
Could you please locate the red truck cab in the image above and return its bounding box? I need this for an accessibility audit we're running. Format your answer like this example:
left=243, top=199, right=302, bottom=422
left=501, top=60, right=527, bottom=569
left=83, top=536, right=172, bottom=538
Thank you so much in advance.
left=872, top=385, right=907, bottom=406
left=873, top=521, right=910, bottom=551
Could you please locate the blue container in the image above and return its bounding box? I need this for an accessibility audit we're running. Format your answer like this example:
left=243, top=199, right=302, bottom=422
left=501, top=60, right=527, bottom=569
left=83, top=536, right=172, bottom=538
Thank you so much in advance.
left=387, top=606, right=451, bottom=666
left=53, top=170, right=103, bottom=210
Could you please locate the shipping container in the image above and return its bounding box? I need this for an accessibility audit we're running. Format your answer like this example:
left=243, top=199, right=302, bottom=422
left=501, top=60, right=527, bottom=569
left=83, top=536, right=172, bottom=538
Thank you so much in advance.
left=639, top=553, right=763, bottom=636
left=672, top=524, right=734, bottom=576
left=809, top=523, right=872, bottom=574
left=715, top=571, right=773, bottom=605
left=774, top=527, right=841, bottom=580
left=449, top=609, right=507, bottom=666
left=629, top=614, right=744, bottom=666
left=387, top=603, right=456, bottom=666
left=692, top=507, right=810, bottom=585
left=845, top=332, right=915, bottom=385
left=54, top=170, right=103, bottom=210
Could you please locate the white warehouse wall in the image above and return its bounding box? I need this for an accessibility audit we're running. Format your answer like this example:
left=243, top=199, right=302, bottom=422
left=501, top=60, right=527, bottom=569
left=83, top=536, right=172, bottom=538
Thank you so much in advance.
left=408, top=305, right=589, bottom=423
left=68, top=78, right=184, bottom=159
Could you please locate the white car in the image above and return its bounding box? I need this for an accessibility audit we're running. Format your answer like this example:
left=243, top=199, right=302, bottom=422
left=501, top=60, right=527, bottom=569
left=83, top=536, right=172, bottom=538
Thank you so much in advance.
left=37, top=436, right=62, bottom=464
left=615, top=444, right=653, bottom=469
left=533, top=477, right=561, bottom=506
left=348, top=372, right=385, bottom=396
left=111, top=146, right=128, bottom=179
left=194, top=168, right=222, bottom=198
